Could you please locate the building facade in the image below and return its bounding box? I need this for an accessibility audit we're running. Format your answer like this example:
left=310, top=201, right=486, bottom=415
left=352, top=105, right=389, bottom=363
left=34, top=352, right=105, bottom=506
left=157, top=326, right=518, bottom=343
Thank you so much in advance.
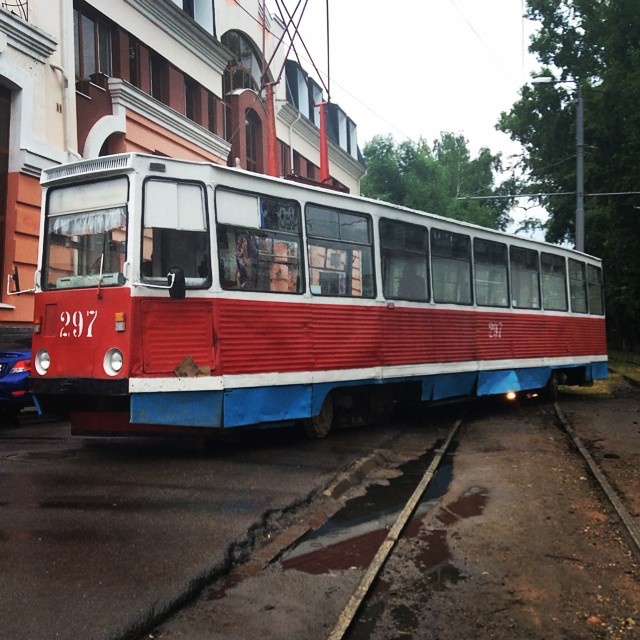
left=0, top=0, right=365, bottom=339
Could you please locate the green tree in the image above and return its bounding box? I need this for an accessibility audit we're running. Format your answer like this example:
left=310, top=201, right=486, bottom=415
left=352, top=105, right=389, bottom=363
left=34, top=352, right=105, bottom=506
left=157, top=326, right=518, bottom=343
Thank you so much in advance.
left=361, top=133, right=515, bottom=231
left=498, top=0, right=640, bottom=349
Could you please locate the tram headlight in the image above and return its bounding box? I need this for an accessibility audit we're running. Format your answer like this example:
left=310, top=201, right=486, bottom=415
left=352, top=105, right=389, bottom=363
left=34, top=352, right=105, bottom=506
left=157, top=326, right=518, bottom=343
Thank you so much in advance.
left=35, top=349, right=51, bottom=375
left=103, top=348, right=124, bottom=377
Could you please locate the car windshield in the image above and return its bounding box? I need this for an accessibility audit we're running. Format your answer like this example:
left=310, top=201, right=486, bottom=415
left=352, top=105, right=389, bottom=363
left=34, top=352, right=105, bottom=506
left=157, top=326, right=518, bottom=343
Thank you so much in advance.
left=44, top=178, right=128, bottom=290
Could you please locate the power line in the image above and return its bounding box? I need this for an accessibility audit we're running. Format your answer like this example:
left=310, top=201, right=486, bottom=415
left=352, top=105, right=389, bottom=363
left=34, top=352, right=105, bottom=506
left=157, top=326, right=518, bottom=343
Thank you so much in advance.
left=459, top=190, right=640, bottom=201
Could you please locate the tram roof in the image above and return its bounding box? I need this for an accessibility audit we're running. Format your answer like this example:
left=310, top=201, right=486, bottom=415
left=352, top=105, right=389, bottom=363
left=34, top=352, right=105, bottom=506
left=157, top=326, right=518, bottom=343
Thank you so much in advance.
left=41, top=152, right=599, bottom=262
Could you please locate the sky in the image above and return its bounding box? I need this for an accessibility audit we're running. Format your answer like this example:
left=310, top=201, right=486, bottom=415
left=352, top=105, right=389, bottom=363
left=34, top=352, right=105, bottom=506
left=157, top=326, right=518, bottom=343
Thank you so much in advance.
left=290, top=0, right=539, bottom=158
left=278, top=0, right=545, bottom=234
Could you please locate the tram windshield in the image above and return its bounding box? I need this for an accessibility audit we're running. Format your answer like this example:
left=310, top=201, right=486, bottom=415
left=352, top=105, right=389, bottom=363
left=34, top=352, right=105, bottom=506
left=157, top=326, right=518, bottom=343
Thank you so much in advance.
left=43, top=177, right=128, bottom=290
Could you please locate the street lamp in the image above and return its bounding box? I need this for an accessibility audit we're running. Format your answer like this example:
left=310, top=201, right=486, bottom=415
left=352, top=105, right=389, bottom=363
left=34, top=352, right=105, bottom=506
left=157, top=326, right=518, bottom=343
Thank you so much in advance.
left=532, top=76, right=585, bottom=253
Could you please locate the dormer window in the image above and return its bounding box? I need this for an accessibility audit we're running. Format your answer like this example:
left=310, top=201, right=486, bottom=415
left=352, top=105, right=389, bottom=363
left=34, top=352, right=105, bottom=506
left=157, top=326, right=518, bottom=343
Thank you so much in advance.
left=173, top=0, right=215, bottom=36
left=222, top=31, right=265, bottom=94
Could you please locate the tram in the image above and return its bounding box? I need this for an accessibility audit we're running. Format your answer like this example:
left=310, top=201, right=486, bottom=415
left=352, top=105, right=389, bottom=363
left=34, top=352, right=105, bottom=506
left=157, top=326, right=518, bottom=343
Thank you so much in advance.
left=27, top=153, right=607, bottom=436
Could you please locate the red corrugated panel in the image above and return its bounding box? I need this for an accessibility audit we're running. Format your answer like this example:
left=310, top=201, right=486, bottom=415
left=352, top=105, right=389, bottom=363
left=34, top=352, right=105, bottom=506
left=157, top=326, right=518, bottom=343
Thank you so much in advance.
left=211, top=298, right=607, bottom=376
left=141, top=300, right=213, bottom=374
left=215, top=298, right=314, bottom=374
left=383, top=307, right=479, bottom=364
left=311, top=304, right=382, bottom=370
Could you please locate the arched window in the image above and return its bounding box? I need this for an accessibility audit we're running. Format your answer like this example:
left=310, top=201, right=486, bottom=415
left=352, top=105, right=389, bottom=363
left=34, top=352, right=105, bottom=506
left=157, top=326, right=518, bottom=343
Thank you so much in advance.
left=222, top=31, right=265, bottom=94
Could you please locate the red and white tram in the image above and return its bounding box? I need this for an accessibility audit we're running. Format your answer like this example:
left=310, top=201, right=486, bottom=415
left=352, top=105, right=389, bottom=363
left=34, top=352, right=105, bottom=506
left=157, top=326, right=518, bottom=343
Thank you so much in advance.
left=28, top=153, right=607, bottom=436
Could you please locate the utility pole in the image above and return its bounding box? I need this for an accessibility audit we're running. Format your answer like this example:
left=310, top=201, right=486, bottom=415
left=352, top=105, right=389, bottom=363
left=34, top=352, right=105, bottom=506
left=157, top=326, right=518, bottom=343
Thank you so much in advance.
left=532, top=76, right=585, bottom=252
left=575, top=84, right=585, bottom=252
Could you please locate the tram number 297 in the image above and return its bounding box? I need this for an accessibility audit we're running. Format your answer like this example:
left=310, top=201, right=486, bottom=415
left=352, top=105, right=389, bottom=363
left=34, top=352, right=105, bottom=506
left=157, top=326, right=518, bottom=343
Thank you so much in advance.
left=59, top=309, right=98, bottom=338
left=488, top=321, right=503, bottom=339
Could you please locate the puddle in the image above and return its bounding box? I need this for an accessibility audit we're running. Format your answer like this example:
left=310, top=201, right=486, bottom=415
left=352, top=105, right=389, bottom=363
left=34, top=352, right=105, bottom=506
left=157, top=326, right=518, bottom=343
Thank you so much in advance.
left=347, top=487, right=489, bottom=639
left=207, top=440, right=486, bottom=614
left=437, top=486, right=489, bottom=525
left=279, top=442, right=455, bottom=575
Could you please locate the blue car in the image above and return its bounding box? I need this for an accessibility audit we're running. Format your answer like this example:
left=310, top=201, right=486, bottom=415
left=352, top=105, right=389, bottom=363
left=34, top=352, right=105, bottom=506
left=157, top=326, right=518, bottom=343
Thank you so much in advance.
left=0, top=343, right=33, bottom=419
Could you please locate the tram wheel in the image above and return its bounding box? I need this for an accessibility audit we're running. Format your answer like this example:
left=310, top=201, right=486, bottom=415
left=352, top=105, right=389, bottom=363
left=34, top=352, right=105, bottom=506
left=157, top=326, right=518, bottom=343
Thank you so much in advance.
left=304, top=395, right=334, bottom=439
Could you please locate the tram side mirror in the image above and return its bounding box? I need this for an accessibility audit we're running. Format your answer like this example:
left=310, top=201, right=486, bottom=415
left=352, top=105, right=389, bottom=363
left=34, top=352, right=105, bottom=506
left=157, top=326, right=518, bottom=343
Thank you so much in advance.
left=167, top=266, right=186, bottom=300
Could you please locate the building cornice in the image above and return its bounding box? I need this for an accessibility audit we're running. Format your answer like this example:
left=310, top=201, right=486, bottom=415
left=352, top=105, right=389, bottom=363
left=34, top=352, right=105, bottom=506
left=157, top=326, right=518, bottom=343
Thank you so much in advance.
left=278, top=102, right=365, bottom=179
left=0, top=8, right=57, bottom=63
left=124, top=0, right=232, bottom=74
left=109, top=78, right=232, bottom=160
left=18, top=146, right=69, bottom=178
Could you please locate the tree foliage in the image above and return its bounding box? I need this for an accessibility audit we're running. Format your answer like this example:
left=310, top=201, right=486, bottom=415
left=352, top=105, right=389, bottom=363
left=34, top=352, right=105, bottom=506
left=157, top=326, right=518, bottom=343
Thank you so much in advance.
left=361, top=133, right=516, bottom=231
left=498, top=0, right=640, bottom=349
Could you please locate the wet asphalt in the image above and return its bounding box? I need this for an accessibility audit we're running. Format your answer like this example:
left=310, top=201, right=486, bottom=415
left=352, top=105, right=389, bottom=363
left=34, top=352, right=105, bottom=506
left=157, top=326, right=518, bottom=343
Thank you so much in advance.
left=0, top=416, right=409, bottom=640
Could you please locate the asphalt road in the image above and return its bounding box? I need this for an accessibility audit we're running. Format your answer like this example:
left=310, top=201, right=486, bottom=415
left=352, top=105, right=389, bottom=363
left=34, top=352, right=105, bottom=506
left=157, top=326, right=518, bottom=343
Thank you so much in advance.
left=5, top=390, right=636, bottom=640
left=0, top=415, right=416, bottom=640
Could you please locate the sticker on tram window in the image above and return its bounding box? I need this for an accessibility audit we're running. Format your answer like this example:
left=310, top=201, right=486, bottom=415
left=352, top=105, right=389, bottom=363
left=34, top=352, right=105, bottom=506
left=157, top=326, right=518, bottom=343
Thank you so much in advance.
left=59, top=310, right=98, bottom=338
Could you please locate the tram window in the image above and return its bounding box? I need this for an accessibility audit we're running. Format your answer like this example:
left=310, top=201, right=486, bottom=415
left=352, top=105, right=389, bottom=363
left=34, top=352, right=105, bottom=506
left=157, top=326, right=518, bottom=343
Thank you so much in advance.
left=142, top=180, right=210, bottom=287
left=569, top=259, right=588, bottom=313
left=473, top=239, right=508, bottom=308
left=45, top=177, right=128, bottom=290
left=306, top=205, right=374, bottom=298
left=431, top=229, right=472, bottom=305
left=587, top=264, right=604, bottom=315
left=379, top=218, right=429, bottom=302
left=541, top=252, right=568, bottom=311
left=216, top=192, right=303, bottom=293
left=510, top=247, right=540, bottom=309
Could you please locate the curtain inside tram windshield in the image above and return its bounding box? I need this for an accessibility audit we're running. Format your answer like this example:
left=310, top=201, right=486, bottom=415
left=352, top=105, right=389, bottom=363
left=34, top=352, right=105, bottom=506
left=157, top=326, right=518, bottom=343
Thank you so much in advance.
left=44, top=178, right=128, bottom=290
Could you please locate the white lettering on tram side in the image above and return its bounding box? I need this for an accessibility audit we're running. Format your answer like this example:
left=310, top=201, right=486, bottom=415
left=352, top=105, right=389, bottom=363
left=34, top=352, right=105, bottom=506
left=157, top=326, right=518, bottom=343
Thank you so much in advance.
left=488, top=321, right=503, bottom=339
left=59, top=309, right=98, bottom=338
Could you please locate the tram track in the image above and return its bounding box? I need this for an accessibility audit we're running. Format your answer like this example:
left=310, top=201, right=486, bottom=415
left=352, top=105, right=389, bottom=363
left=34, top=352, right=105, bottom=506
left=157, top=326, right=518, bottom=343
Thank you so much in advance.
left=554, top=401, right=640, bottom=562
left=326, top=414, right=464, bottom=640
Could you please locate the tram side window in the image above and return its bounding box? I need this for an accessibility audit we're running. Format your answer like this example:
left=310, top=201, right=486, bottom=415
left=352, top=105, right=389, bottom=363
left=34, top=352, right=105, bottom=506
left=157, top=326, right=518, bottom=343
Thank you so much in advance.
left=473, top=239, right=508, bottom=307
left=142, top=179, right=210, bottom=287
left=379, top=218, right=429, bottom=301
left=510, top=247, right=540, bottom=309
left=216, top=190, right=302, bottom=293
left=431, top=229, right=472, bottom=305
left=541, top=252, right=568, bottom=311
left=306, top=205, right=374, bottom=298
left=587, top=264, right=604, bottom=315
left=569, top=259, right=588, bottom=313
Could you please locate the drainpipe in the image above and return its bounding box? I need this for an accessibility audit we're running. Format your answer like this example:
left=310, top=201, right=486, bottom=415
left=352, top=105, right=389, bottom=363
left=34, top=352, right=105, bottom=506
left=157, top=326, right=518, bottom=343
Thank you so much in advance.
left=50, top=64, right=81, bottom=160
left=52, top=0, right=81, bottom=160
left=265, top=82, right=279, bottom=177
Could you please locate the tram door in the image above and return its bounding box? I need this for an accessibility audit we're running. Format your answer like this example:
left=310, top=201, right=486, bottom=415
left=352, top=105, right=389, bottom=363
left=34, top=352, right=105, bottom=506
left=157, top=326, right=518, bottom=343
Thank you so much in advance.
left=139, top=178, right=214, bottom=375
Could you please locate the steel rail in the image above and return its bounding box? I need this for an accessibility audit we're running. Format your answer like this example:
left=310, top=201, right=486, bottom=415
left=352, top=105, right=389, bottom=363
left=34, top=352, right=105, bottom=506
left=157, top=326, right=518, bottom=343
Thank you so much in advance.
left=555, top=402, right=640, bottom=562
left=326, top=414, right=464, bottom=640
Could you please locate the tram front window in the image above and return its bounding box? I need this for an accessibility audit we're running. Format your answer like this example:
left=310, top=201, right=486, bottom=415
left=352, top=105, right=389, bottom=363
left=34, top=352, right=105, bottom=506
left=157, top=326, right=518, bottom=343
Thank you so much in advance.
left=44, top=178, right=128, bottom=290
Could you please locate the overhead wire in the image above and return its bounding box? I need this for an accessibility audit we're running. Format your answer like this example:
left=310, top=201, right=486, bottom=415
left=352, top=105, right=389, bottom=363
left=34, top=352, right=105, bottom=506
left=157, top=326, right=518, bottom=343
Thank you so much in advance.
left=234, top=0, right=417, bottom=142
left=446, top=0, right=518, bottom=83
left=232, top=0, right=526, bottom=158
